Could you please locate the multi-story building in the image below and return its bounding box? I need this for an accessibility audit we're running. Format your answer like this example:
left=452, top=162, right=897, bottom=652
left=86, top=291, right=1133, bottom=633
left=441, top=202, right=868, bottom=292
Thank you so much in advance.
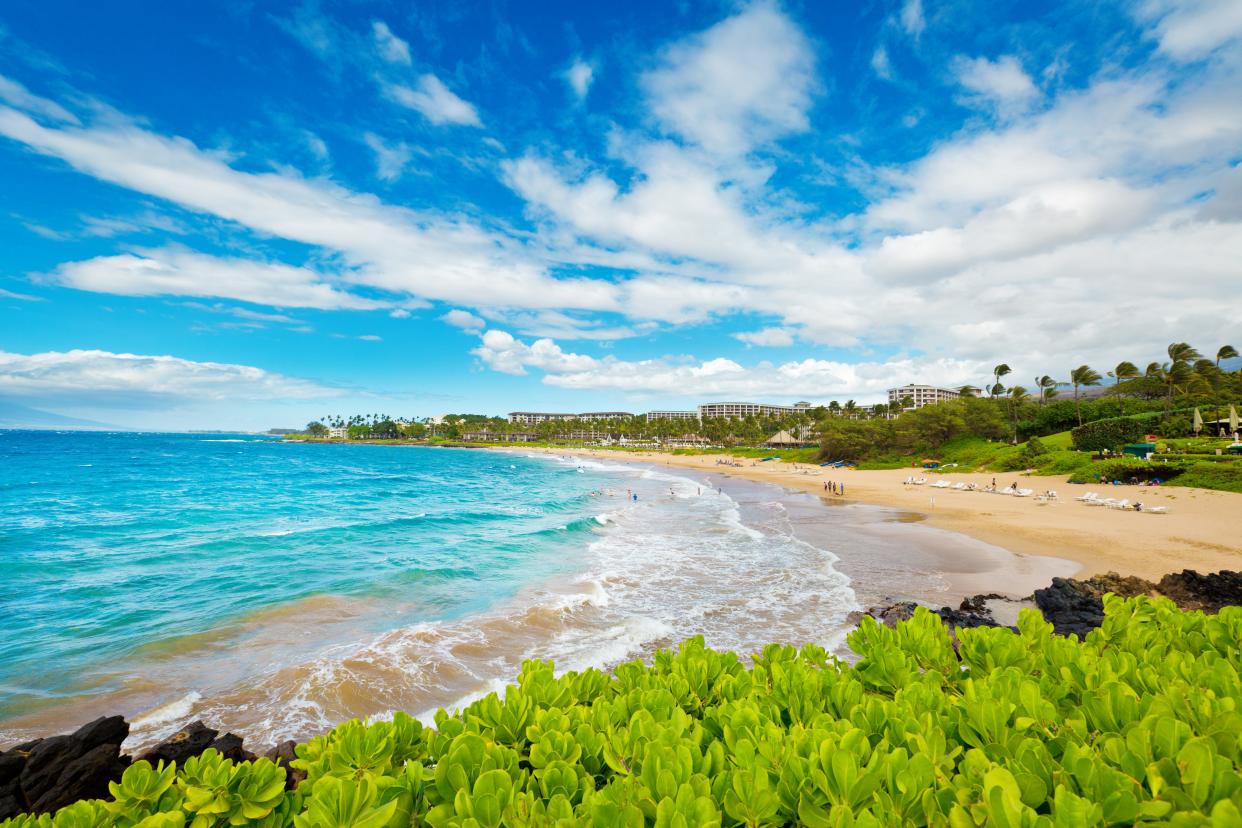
left=697, top=401, right=812, bottom=419
left=326, top=426, right=348, bottom=439
left=645, top=410, right=700, bottom=422
left=508, top=411, right=578, bottom=425
left=577, top=411, right=634, bottom=422
left=887, top=384, right=961, bottom=411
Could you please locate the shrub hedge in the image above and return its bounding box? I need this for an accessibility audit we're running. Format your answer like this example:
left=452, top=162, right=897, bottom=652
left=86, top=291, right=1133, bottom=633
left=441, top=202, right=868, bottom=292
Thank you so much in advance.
left=1067, top=458, right=1187, bottom=484
left=4, top=597, right=1241, bottom=827
left=1070, top=416, right=1159, bottom=452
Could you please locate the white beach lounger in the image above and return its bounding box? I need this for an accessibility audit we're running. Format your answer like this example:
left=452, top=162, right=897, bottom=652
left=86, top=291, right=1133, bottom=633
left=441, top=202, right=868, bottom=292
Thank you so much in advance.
left=951, top=482, right=967, bottom=490
left=931, top=480, right=950, bottom=488
left=1075, top=492, right=1098, bottom=502
left=914, top=477, right=927, bottom=485
left=1108, top=499, right=1131, bottom=510
left=1015, top=488, right=1034, bottom=497
left=1145, top=506, right=1169, bottom=514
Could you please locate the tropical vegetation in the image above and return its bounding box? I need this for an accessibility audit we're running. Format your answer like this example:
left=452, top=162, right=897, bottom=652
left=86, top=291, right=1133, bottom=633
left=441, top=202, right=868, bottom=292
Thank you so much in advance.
left=5, top=596, right=1240, bottom=827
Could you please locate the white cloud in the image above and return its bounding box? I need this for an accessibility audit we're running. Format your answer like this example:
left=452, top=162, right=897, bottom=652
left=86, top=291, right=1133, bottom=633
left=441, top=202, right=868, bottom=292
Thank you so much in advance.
left=363, top=132, right=411, bottom=181
left=0, top=287, right=41, bottom=301
left=0, top=73, right=78, bottom=124
left=871, top=46, right=894, bottom=80
left=358, top=334, right=382, bottom=341
left=472, top=329, right=981, bottom=398
left=372, top=21, right=411, bottom=65
left=1135, top=0, right=1242, bottom=60
left=952, top=55, right=1039, bottom=116
left=0, top=349, right=337, bottom=402
left=441, top=309, right=485, bottom=330
left=388, top=75, right=482, bottom=126
left=640, top=3, right=816, bottom=155
left=901, top=0, right=926, bottom=36
left=389, top=308, right=411, bottom=318
left=48, top=248, right=386, bottom=310
left=0, top=103, right=618, bottom=311
left=565, top=59, right=594, bottom=99
left=734, top=327, right=796, bottom=347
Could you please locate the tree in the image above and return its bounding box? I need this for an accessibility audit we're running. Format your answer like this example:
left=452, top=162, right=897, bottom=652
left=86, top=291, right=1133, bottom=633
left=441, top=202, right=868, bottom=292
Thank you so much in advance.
left=1036, top=375, right=1058, bottom=406
left=1215, top=345, right=1239, bottom=432
left=1007, top=386, right=1030, bottom=442
left=306, top=421, right=328, bottom=437
left=1109, top=361, right=1139, bottom=386
left=957, top=385, right=978, bottom=398
left=991, top=364, right=1011, bottom=398
left=1069, top=365, right=1102, bottom=426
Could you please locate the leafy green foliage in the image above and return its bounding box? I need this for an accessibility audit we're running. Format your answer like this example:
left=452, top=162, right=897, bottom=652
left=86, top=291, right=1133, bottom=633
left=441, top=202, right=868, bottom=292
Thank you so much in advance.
left=6, top=598, right=1242, bottom=827
left=1071, top=415, right=1161, bottom=452
left=1067, top=458, right=1188, bottom=484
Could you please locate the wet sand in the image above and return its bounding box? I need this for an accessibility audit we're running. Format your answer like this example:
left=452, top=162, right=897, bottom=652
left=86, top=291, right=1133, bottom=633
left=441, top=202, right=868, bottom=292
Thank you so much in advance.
left=522, top=449, right=1242, bottom=581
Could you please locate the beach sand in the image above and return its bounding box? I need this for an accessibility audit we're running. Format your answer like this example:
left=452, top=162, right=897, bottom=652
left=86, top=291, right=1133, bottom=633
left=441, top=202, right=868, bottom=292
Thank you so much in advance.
left=514, top=448, right=1242, bottom=582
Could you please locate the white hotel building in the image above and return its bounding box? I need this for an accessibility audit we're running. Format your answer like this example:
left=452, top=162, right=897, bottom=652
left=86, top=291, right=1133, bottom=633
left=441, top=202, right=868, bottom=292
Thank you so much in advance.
left=645, top=410, right=700, bottom=422
left=508, top=411, right=634, bottom=425
left=697, top=401, right=812, bottom=419
left=887, top=384, right=961, bottom=411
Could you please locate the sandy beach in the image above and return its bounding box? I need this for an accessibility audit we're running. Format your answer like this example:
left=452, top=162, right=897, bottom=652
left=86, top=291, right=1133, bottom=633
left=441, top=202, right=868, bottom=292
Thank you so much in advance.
left=513, top=448, right=1242, bottom=582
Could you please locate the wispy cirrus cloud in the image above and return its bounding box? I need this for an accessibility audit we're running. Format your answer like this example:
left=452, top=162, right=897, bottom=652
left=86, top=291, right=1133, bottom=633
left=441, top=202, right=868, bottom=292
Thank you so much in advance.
left=387, top=75, right=482, bottom=126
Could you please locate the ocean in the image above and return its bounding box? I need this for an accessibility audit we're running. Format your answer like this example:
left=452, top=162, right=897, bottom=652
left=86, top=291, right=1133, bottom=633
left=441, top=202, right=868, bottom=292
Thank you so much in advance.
left=0, top=431, right=858, bottom=749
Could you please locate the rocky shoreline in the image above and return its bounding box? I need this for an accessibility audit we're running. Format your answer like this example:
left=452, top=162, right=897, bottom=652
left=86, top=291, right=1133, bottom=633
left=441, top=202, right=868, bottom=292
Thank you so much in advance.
left=3, top=568, right=1239, bottom=822
left=0, top=719, right=301, bottom=821
left=850, top=568, right=1242, bottom=636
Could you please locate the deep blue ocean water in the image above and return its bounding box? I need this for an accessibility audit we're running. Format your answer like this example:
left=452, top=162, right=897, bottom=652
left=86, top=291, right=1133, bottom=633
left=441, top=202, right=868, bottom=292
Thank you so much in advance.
left=0, top=430, right=856, bottom=747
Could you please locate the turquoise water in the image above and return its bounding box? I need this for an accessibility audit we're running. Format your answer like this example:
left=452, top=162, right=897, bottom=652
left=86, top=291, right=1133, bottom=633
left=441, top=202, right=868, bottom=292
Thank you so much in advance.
left=0, top=432, right=615, bottom=715
left=0, top=431, right=857, bottom=748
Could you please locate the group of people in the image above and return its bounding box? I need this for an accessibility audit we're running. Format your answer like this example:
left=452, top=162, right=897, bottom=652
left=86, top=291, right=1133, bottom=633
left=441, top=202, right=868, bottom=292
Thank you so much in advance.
left=823, top=480, right=845, bottom=496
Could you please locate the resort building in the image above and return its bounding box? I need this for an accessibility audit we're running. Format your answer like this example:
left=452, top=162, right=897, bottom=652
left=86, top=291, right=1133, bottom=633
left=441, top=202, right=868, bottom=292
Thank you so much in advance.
left=664, top=435, right=716, bottom=448
left=697, top=401, right=812, bottom=419
left=326, top=426, right=348, bottom=439
left=886, top=384, right=961, bottom=411
left=645, top=410, right=700, bottom=422
left=508, top=411, right=578, bottom=425
left=461, top=430, right=538, bottom=443
left=577, top=411, right=635, bottom=421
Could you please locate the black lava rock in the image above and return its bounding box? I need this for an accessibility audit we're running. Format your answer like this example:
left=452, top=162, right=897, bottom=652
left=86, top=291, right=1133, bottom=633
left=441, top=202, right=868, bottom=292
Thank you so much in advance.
left=1033, top=577, right=1105, bottom=637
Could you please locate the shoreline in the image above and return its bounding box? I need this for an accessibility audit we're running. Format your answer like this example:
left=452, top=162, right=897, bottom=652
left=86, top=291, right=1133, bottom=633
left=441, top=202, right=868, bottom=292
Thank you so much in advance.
left=500, top=446, right=1242, bottom=581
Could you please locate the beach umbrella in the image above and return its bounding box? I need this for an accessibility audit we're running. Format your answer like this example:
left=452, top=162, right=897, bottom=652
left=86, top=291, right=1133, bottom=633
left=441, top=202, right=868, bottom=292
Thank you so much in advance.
left=1230, top=405, right=1239, bottom=433
left=1193, top=408, right=1203, bottom=434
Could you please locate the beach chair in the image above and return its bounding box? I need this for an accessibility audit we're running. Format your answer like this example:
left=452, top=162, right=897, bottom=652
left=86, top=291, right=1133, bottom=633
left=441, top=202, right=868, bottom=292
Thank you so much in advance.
left=1107, top=499, right=1130, bottom=510
left=1075, top=492, right=1098, bottom=502
left=1145, top=506, right=1169, bottom=514
left=951, top=482, right=967, bottom=490
left=1015, top=488, right=1033, bottom=497
left=913, top=477, right=927, bottom=485
left=931, top=480, right=950, bottom=489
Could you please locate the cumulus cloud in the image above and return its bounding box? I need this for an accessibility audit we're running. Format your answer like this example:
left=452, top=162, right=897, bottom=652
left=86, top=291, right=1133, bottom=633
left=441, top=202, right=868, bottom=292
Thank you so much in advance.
left=952, top=55, right=1039, bottom=116
left=47, top=248, right=386, bottom=310
left=0, top=349, right=337, bottom=403
left=472, top=329, right=981, bottom=399
left=565, top=59, right=594, bottom=98
left=1135, top=0, right=1242, bottom=60
left=371, top=21, right=411, bottom=65
left=387, top=75, right=482, bottom=126
left=441, top=309, right=485, bottom=330
left=640, top=3, right=816, bottom=155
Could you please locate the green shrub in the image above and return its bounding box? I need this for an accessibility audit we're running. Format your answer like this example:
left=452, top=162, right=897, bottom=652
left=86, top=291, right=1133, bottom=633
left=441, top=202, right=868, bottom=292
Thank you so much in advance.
left=1070, top=415, right=1157, bottom=452
left=6, top=598, right=1242, bottom=828
left=1167, top=462, right=1242, bottom=494
left=1027, top=450, right=1095, bottom=476
left=1068, top=458, right=1187, bottom=484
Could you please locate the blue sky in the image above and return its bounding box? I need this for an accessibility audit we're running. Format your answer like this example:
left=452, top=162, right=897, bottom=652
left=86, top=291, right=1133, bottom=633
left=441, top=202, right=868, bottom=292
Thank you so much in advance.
left=1, top=0, right=1239, bottom=429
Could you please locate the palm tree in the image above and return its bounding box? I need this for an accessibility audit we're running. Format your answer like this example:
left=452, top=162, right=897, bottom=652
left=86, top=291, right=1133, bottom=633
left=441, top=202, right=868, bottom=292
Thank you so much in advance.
left=1214, top=345, right=1239, bottom=432
left=991, top=364, right=1011, bottom=398
left=1007, top=385, right=1030, bottom=442
left=1167, top=342, right=1201, bottom=365
left=1069, top=365, right=1102, bottom=426
left=1107, top=361, right=1139, bottom=415
left=1036, top=375, right=1057, bottom=406
left=957, top=385, right=978, bottom=398
left=1216, top=344, right=1238, bottom=369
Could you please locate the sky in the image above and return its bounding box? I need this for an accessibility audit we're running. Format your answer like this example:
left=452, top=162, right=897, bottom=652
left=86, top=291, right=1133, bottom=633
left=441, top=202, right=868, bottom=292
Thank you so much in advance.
left=0, top=0, right=1240, bottom=430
